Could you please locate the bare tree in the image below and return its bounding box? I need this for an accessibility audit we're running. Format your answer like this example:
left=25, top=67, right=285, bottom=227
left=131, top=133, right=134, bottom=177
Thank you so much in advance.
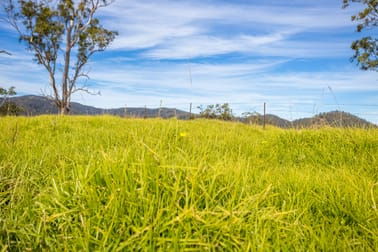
left=2, top=0, right=117, bottom=114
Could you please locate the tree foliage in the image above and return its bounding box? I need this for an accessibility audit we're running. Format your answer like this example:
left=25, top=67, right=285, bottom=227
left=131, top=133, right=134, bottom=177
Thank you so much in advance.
left=0, top=86, right=22, bottom=115
left=2, top=0, right=117, bottom=114
left=198, top=103, right=233, bottom=121
left=343, top=0, right=378, bottom=71
left=0, top=86, right=16, bottom=103
left=0, top=101, right=23, bottom=115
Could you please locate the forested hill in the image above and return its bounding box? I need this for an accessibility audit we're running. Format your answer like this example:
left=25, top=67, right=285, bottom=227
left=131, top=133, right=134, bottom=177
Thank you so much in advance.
left=3, top=95, right=377, bottom=128
left=5, top=95, right=191, bottom=119
left=242, top=111, right=376, bottom=128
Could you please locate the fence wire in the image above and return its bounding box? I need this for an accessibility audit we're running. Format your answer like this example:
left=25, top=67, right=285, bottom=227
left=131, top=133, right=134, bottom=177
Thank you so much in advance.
left=115, top=101, right=378, bottom=125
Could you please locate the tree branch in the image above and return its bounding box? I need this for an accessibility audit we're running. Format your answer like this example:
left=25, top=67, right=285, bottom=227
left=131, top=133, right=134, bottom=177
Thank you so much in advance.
left=0, top=50, right=11, bottom=55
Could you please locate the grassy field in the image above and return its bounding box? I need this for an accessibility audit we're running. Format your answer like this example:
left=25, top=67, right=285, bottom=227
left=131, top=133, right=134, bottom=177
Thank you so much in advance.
left=0, top=116, right=377, bottom=251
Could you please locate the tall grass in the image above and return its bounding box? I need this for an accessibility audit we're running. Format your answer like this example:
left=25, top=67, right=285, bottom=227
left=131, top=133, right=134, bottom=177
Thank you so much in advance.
left=1, top=116, right=377, bottom=250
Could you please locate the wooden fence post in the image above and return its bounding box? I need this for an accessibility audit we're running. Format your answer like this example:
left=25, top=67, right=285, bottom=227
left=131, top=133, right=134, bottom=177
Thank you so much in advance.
left=263, top=102, right=266, bottom=129
left=189, top=102, right=192, bottom=119
left=158, top=100, right=162, bottom=118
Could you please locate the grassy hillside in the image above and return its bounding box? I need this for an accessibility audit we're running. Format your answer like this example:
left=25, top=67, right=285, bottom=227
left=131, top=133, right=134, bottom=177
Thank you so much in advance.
left=1, top=116, right=377, bottom=250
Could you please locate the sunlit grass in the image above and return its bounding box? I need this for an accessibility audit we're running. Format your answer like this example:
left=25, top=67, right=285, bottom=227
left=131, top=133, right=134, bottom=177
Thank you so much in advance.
left=1, top=116, right=377, bottom=250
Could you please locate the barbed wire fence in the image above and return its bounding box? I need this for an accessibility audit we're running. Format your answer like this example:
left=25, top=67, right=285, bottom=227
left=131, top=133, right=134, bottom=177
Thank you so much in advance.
left=112, top=100, right=378, bottom=125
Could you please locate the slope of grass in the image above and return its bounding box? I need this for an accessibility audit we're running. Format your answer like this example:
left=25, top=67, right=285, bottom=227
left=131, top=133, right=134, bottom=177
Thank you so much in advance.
left=1, top=116, right=377, bottom=251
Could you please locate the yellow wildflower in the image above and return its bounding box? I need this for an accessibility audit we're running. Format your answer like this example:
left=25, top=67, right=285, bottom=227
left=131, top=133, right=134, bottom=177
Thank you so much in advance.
left=180, top=132, right=188, bottom=137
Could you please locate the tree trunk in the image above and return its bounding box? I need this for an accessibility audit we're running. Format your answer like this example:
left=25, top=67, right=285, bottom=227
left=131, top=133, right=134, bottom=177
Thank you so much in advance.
left=60, top=106, right=70, bottom=115
left=60, top=21, right=74, bottom=115
left=60, top=97, right=70, bottom=115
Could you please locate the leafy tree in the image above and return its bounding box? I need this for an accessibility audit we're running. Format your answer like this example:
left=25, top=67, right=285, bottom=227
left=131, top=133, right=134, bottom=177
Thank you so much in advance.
left=343, top=0, right=378, bottom=71
left=0, top=86, right=16, bottom=106
left=0, top=101, right=23, bottom=115
left=2, top=0, right=117, bottom=114
left=217, top=103, right=233, bottom=121
left=198, top=103, right=233, bottom=121
left=0, top=86, right=22, bottom=115
left=198, top=104, right=216, bottom=119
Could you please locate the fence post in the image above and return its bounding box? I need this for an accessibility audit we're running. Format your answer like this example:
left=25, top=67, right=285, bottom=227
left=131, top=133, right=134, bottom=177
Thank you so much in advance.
left=158, top=100, right=162, bottom=118
left=189, top=102, right=192, bottom=119
left=263, top=102, right=266, bottom=129
left=144, top=105, right=147, bottom=119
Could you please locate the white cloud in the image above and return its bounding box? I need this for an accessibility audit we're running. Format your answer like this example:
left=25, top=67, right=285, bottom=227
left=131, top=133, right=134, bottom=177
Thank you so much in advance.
left=99, top=0, right=356, bottom=59
left=142, top=32, right=293, bottom=59
left=79, top=60, right=378, bottom=110
left=256, top=71, right=378, bottom=92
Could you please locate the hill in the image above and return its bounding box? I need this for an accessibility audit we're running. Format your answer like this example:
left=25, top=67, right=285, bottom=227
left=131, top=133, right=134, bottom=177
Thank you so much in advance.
left=240, top=111, right=376, bottom=128
left=5, top=95, right=191, bottom=119
left=3, top=95, right=376, bottom=128
left=292, top=111, right=376, bottom=128
left=241, top=114, right=292, bottom=128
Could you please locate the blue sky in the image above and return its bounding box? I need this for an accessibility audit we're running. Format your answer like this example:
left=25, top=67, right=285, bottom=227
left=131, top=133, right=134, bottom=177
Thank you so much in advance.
left=1, top=0, right=378, bottom=123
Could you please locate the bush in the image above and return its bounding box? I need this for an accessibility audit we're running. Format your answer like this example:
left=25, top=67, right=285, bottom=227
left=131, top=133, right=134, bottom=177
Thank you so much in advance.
left=197, top=103, right=233, bottom=121
left=0, top=86, right=22, bottom=116
left=0, top=101, right=23, bottom=116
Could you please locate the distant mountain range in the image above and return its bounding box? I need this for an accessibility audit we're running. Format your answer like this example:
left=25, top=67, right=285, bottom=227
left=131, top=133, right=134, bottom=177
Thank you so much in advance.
left=3, top=95, right=377, bottom=128
left=5, top=95, right=191, bottom=119
left=241, top=111, right=376, bottom=128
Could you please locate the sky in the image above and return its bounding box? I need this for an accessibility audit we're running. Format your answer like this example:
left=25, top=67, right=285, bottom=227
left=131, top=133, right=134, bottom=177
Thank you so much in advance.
left=0, top=0, right=378, bottom=123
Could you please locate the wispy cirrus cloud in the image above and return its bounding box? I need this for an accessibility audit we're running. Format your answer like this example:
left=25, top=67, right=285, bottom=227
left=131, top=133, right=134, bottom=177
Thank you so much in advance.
left=86, top=58, right=377, bottom=103
left=100, top=0, right=355, bottom=60
left=142, top=32, right=294, bottom=59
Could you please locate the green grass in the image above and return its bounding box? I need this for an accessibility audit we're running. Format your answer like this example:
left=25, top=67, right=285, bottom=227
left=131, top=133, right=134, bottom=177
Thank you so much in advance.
left=1, top=115, right=377, bottom=251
